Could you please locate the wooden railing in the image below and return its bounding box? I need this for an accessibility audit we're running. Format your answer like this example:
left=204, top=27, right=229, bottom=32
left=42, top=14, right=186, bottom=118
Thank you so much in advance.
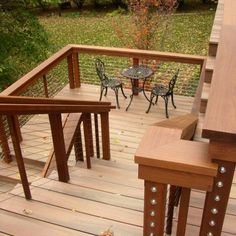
left=0, top=44, right=205, bottom=163
left=0, top=95, right=114, bottom=199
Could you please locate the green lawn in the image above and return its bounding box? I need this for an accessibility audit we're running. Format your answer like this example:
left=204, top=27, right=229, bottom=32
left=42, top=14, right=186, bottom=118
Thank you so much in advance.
left=39, top=7, right=215, bottom=56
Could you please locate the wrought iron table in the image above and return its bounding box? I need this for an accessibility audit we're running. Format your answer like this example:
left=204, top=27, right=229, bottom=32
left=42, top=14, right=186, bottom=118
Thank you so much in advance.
left=121, top=65, right=153, bottom=111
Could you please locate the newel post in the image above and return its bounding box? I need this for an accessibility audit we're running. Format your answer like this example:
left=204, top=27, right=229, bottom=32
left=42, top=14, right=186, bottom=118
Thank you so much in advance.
left=67, top=51, right=81, bottom=89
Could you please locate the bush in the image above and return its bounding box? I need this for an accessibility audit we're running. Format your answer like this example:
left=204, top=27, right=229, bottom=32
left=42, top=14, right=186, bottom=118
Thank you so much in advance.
left=0, top=0, right=50, bottom=91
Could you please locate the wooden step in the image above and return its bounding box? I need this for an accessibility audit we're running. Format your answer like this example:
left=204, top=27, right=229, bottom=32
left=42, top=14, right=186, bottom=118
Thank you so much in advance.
left=208, top=0, right=224, bottom=56
left=200, top=83, right=210, bottom=113
left=205, top=56, right=215, bottom=83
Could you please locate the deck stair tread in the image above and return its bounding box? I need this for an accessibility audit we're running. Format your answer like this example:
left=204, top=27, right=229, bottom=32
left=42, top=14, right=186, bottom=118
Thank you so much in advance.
left=0, top=209, right=89, bottom=236
left=205, top=56, right=215, bottom=83
left=2, top=183, right=143, bottom=236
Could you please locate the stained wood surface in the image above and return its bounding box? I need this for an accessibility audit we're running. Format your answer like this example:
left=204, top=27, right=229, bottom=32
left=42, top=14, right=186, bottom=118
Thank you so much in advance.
left=203, top=0, right=236, bottom=141
left=0, top=81, right=235, bottom=235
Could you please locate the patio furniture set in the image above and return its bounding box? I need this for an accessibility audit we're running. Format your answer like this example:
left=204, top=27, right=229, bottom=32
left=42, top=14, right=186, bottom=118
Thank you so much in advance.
left=95, top=58, right=179, bottom=118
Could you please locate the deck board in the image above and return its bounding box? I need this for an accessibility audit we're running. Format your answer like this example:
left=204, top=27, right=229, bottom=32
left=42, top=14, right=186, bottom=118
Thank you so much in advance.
left=0, top=83, right=235, bottom=235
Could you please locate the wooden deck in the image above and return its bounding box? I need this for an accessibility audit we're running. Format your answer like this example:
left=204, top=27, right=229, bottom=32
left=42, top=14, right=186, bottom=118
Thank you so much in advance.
left=0, top=84, right=235, bottom=235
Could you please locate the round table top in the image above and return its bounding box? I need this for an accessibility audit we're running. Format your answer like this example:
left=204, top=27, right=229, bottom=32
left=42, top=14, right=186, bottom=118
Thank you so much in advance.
left=121, top=65, right=153, bottom=80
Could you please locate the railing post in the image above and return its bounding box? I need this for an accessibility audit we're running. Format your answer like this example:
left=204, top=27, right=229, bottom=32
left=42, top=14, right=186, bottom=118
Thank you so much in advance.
left=73, top=52, right=80, bottom=88
left=100, top=112, right=110, bottom=160
left=48, top=113, right=70, bottom=182
left=0, top=116, right=12, bottom=163
left=7, top=115, right=31, bottom=199
left=133, top=58, right=139, bottom=95
left=67, top=54, right=75, bottom=89
left=94, top=113, right=100, bottom=159
left=43, top=74, right=49, bottom=98
left=199, top=140, right=236, bottom=236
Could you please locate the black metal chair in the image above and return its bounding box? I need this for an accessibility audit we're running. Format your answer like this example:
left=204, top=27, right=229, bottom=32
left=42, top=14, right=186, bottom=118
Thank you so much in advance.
left=95, top=58, right=127, bottom=109
left=146, top=69, right=179, bottom=118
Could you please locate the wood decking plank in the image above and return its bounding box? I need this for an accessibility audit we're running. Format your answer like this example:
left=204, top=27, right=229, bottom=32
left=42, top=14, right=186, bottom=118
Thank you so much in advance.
left=49, top=171, right=144, bottom=199
left=32, top=178, right=143, bottom=211
left=0, top=209, right=90, bottom=236
left=10, top=185, right=143, bottom=226
left=0, top=196, right=142, bottom=236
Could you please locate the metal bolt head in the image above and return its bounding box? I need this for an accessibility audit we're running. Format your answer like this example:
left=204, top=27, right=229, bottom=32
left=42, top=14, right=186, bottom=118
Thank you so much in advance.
left=214, top=195, right=220, bottom=202
left=209, top=220, right=216, bottom=227
left=207, top=232, right=213, bottom=236
left=149, top=233, right=154, bottom=236
left=151, top=186, right=157, bottom=193
left=216, top=181, right=223, bottom=188
left=150, top=222, right=155, bottom=228
left=150, top=199, right=157, bottom=205
left=150, top=211, right=155, bottom=217
left=219, top=166, right=226, bottom=174
left=211, top=208, right=218, bottom=215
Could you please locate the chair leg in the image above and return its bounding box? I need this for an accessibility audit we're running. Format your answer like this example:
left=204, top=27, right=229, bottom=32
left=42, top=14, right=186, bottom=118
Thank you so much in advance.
left=120, top=85, right=127, bottom=99
left=104, top=87, right=108, bottom=96
left=171, top=93, right=176, bottom=108
left=113, top=88, right=120, bottom=109
left=146, top=93, right=155, bottom=113
left=155, top=95, right=159, bottom=105
left=99, top=86, right=104, bottom=101
left=163, top=96, right=169, bottom=118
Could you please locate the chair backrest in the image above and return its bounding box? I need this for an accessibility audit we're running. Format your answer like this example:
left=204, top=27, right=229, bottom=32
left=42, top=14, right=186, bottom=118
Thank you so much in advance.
left=95, top=59, right=108, bottom=82
left=168, top=69, right=179, bottom=94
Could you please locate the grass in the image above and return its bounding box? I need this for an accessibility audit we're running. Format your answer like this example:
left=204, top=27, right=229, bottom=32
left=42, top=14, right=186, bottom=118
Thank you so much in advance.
left=39, top=2, right=216, bottom=55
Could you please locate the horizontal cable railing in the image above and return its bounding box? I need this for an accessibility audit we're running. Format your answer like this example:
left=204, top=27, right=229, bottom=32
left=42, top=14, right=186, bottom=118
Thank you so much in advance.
left=0, top=44, right=205, bottom=164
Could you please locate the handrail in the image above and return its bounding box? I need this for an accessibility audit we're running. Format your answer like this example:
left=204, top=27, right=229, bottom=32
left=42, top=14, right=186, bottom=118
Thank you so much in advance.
left=1, top=45, right=73, bottom=96
left=71, top=44, right=205, bottom=65
left=1, top=44, right=205, bottom=97
left=0, top=95, right=112, bottom=106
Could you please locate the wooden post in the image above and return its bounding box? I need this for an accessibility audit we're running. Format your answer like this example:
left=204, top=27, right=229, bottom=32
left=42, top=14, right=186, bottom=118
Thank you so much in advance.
left=48, top=113, right=69, bottom=182
left=176, top=188, right=191, bottom=236
left=94, top=113, right=100, bottom=159
left=133, top=58, right=139, bottom=95
left=0, top=116, right=12, bottom=163
left=73, top=52, right=80, bottom=88
left=199, top=160, right=235, bottom=236
left=100, top=112, right=110, bottom=160
left=143, top=181, right=167, bottom=236
left=7, top=115, right=31, bottom=199
left=74, top=125, right=84, bottom=162
left=83, top=113, right=92, bottom=169
left=67, top=54, right=75, bottom=89
left=43, top=74, right=49, bottom=98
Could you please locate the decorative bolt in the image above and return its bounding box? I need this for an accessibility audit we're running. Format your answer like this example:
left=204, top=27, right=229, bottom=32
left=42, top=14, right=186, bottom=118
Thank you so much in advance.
left=151, top=186, right=157, bottom=193
left=209, top=220, right=216, bottom=227
left=149, top=233, right=154, bottom=236
left=150, top=222, right=155, bottom=228
left=150, top=199, right=157, bottom=205
left=219, top=166, right=226, bottom=174
left=214, top=195, right=220, bottom=202
left=150, top=211, right=155, bottom=217
left=216, top=181, right=223, bottom=188
left=211, top=208, right=218, bottom=215
left=207, top=232, right=213, bottom=236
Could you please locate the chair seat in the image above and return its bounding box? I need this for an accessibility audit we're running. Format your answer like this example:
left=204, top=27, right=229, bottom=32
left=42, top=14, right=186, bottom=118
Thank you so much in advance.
left=102, top=78, right=122, bottom=88
left=151, top=85, right=168, bottom=96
